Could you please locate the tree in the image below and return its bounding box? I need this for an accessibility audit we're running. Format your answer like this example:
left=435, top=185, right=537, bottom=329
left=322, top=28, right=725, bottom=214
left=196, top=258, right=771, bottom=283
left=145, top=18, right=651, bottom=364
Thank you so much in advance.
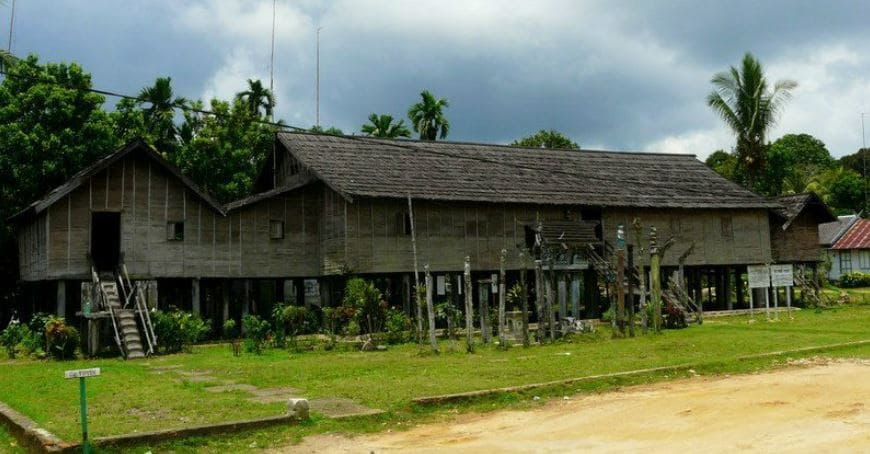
left=361, top=113, right=411, bottom=138
left=407, top=90, right=450, bottom=140
left=839, top=148, right=869, bottom=175
left=174, top=98, right=278, bottom=203
left=236, top=79, right=275, bottom=118
left=707, top=53, right=797, bottom=189
left=806, top=167, right=864, bottom=214
left=705, top=149, right=738, bottom=180
left=309, top=125, right=344, bottom=135
left=0, top=55, right=117, bottom=310
left=763, top=133, right=834, bottom=195
left=137, top=77, right=187, bottom=155
left=511, top=130, right=579, bottom=149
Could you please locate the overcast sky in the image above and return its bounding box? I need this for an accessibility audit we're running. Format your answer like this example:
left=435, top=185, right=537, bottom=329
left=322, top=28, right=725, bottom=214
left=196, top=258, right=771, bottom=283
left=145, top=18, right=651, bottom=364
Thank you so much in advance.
left=6, top=0, right=870, bottom=158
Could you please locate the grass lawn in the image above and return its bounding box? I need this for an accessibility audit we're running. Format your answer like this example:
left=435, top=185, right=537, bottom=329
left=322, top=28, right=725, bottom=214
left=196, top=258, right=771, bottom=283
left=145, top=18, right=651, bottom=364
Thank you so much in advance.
left=0, top=425, right=25, bottom=454
left=1, top=304, right=869, bottom=452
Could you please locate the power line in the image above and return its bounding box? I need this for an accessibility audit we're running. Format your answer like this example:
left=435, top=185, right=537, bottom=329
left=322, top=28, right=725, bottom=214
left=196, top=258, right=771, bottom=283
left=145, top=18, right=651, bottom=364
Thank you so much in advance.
left=0, top=67, right=307, bottom=131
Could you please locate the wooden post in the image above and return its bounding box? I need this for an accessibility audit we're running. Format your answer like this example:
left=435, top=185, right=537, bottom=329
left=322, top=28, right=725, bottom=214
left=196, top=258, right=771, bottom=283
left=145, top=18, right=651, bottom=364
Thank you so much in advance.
left=463, top=256, right=474, bottom=353
left=772, top=284, right=780, bottom=320
left=534, top=259, right=544, bottom=342
left=735, top=267, right=744, bottom=309
left=221, top=281, right=230, bottom=323
left=724, top=267, right=732, bottom=310
left=627, top=245, right=635, bottom=337
left=191, top=278, right=201, bottom=316
left=548, top=257, right=557, bottom=341
left=519, top=250, right=530, bottom=347
left=786, top=285, right=792, bottom=318
left=479, top=280, right=491, bottom=344
left=407, top=195, right=423, bottom=343
left=446, top=275, right=456, bottom=352
left=765, top=284, right=771, bottom=320
left=632, top=218, right=648, bottom=333
left=649, top=227, right=662, bottom=333
left=56, top=281, right=66, bottom=318
left=424, top=265, right=438, bottom=353
left=498, top=249, right=507, bottom=349
left=616, top=224, right=626, bottom=338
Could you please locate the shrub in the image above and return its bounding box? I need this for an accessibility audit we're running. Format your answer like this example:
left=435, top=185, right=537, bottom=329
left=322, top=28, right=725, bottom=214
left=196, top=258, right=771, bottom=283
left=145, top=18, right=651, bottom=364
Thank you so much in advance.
left=271, top=303, right=287, bottom=348
left=663, top=303, right=687, bottom=330
left=0, top=322, right=31, bottom=359
left=152, top=309, right=210, bottom=354
left=45, top=316, right=79, bottom=360
left=242, top=314, right=271, bottom=354
left=28, top=312, right=51, bottom=352
left=341, top=278, right=387, bottom=336
left=384, top=308, right=412, bottom=344
left=839, top=272, right=870, bottom=288
left=223, top=319, right=241, bottom=356
left=282, top=305, right=307, bottom=350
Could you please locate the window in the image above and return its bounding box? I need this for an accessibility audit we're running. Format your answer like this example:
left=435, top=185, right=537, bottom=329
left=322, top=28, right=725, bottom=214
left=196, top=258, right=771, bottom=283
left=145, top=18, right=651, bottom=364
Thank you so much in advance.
left=840, top=252, right=853, bottom=275
left=167, top=221, right=184, bottom=241
left=269, top=220, right=285, bottom=239
left=720, top=216, right=733, bottom=240
left=859, top=250, right=870, bottom=270
left=395, top=212, right=412, bottom=236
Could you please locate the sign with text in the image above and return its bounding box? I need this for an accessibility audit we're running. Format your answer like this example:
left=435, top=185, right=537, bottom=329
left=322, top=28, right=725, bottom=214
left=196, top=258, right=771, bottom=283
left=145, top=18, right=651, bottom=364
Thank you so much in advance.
left=747, top=265, right=770, bottom=289
left=65, top=368, right=100, bottom=379
left=770, top=264, right=794, bottom=287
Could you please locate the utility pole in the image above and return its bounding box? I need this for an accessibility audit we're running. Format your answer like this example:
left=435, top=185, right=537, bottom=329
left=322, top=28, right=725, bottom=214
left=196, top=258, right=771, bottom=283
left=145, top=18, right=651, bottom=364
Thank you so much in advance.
left=862, top=113, right=867, bottom=215
left=316, top=26, right=323, bottom=127
left=269, top=0, right=276, bottom=94
left=7, top=0, right=16, bottom=53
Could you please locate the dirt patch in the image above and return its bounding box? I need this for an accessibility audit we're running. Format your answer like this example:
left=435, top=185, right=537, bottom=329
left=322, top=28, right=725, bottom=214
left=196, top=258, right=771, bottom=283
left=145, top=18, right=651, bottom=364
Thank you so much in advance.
left=308, top=398, right=384, bottom=418
left=284, top=360, right=870, bottom=453
left=204, top=384, right=260, bottom=393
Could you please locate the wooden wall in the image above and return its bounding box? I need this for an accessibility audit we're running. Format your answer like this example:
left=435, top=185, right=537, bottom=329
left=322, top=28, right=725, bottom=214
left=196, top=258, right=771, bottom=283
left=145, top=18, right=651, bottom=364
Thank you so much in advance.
left=770, top=213, right=822, bottom=263
left=603, top=208, right=772, bottom=266
left=16, top=212, right=48, bottom=281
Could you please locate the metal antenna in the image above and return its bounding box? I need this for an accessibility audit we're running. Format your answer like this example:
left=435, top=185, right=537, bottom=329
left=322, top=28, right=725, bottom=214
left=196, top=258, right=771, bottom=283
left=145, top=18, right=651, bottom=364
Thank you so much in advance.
left=316, top=26, right=322, bottom=127
left=269, top=0, right=276, bottom=95
left=862, top=112, right=867, bottom=215
left=7, top=0, right=16, bottom=53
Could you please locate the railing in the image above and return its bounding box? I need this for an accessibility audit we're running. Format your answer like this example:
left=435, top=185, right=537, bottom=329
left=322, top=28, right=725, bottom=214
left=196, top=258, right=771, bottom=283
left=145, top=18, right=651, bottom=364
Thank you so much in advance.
left=92, top=266, right=125, bottom=357
left=121, top=264, right=157, bottom=355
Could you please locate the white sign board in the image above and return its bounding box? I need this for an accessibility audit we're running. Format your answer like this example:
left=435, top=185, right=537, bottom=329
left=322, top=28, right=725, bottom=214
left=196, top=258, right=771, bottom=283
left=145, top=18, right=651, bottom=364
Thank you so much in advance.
left=770, top=264, right=794, bottom=287
left=436, top=275, right=446, bottom=295
left=747, top=265, right=770, bottom=289
left=65, top=368, right=100, bottom=379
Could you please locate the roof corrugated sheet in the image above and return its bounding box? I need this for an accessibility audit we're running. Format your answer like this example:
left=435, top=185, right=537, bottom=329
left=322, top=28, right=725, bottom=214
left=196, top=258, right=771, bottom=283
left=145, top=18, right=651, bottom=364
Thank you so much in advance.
left=276, top=133, right=778, bottom=209
left=831, top=218, right=870, bottom=250
left=819, top=215, right=859, bottom=246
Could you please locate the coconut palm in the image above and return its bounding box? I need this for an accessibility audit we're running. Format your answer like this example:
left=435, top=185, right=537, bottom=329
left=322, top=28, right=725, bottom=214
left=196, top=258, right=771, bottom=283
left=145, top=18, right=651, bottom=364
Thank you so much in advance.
left=137, top=77, right=187, bottom=154
left=707, top=53, right=796, bottom=189
left=236, top=79, right=275, bottom=118
left=361, top=113, right=411, bottom=138
left=407, top=90, right=450, bottom=141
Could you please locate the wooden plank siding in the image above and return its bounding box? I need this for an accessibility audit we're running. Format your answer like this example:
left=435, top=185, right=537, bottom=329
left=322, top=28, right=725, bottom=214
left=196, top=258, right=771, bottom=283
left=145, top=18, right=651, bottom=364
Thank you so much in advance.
left=770, top=213, right=822, bottom=263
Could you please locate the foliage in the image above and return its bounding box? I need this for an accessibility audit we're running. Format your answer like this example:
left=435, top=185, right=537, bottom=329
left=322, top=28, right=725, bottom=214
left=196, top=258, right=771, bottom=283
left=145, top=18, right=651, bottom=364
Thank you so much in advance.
left=281, top=305, right=308, bottom=350
left=152, top=309, right=210, bottom=354
left=839, top=148, right=869, bottom=175
left=236, top=79, right=275, bottom=118
left=759, top=134, right=834, bottom=195
left=341, top=278, right=387, bottom=335
left=705, top=150, right=737, bottom=181
left=0, top=322, right=31, bottom=359
left=309, top=125, right=344, bottom=135
left=707, top=53, right=796, bottom=188
left=27, top=312, right=51, bottom=351
left=44, top=316, right=79, bottom=360
left=407, top=90, right=450, bottom=140
left=136, top=77, right=187, bottom=155
left=222, top=319, right=238, bottom=339
left=435, top=301, right=462, bottom=341
left=174, top=98, right=277, bottom=203
left=361, top=113, right=411, bottom=138
left=511, top=130, right=579, bottom=149
left=383, top=309, right=412, bottom=345
left=506, top=283, right=525, bottom=311
left=242, top=314, right=271, bottom=354
left=839, top=272, right=870, bottom=288
left=806, top=167, right=864, bottom=214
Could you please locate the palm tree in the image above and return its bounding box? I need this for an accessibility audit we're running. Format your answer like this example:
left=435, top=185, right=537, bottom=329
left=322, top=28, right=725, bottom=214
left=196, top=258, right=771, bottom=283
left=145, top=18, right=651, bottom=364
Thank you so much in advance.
left=707, top=53, right=796, bottom=189
left=137, top=77, right=187, bottom=154
left=407, top=90, right=450, bottom=140
left=236, top=79, right=275, bottom=118
left=361, top=113, right=411, bottom=138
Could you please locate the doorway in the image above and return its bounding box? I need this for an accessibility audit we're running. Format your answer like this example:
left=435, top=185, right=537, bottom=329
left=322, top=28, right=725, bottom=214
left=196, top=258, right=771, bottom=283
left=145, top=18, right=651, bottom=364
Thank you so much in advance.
left=91, top=212, right=121, bottom=271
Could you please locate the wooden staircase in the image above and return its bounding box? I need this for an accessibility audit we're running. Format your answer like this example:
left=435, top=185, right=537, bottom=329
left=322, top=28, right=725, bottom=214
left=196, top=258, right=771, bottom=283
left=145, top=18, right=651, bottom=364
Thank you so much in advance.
left=92, top=267, right=156, bottom=359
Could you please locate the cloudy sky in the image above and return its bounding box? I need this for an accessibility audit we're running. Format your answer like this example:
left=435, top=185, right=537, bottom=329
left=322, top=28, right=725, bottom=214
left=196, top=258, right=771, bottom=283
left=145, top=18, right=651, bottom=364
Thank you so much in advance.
left=6, top=0, right=870, bottom=158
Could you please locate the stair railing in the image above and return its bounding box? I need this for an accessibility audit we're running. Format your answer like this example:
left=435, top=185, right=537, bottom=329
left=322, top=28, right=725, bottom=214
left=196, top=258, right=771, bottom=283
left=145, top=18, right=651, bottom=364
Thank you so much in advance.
left=121, top=264, right=157, bottom=354
left=92, top=266, right=125, bottom=358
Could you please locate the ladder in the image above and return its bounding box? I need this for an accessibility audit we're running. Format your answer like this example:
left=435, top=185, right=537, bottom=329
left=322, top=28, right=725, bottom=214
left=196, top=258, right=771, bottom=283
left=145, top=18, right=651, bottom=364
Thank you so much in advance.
left=91, top=266, right=156, bottom=359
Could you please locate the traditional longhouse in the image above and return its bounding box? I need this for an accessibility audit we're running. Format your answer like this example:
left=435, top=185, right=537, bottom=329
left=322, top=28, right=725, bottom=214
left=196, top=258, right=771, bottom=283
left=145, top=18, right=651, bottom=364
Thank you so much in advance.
left=14, top=132, right=822, bottom=347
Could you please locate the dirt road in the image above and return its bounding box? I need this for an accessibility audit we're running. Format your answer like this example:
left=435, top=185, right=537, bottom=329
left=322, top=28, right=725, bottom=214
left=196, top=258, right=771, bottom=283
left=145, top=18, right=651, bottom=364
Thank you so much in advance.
left=286, top=359, right=870, bottom=453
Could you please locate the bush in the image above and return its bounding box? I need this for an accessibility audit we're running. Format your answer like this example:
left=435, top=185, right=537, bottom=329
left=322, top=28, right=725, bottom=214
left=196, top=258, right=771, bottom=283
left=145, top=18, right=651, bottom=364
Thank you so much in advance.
left=152, top=309, right=210, bottom=354
left=0, top=322, right=31, bottom=359
left=222, top=319, right=240, bottom=357
left=839, top=272, right=870, bottom=288
left=242, top=314, right=271, bottom=354
left=324, top=305, right=355, bottom=337
left=45, top=316, right=79, bottom=360
left=341, top=278, right=387, bottom=336
left=384, top=309, right=412, bottom=344
left=28, top=312, right=51, bottom=352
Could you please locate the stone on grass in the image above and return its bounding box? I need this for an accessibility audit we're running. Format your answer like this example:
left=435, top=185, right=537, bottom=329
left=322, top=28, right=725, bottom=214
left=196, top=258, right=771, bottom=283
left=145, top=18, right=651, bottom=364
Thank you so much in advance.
left=288, top=398, right=310, bottom=420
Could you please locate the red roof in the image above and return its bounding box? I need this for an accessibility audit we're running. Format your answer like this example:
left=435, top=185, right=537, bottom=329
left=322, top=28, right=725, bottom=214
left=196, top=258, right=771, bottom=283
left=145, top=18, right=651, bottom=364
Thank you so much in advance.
left=832, top=219, right=870, bottom=250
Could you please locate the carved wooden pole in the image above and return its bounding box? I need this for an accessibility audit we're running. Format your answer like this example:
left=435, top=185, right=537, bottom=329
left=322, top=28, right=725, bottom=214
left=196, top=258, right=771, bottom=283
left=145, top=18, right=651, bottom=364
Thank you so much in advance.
left=547, top=257, right=557, bottom=341
left=632, top=218, right=648, bottom=334
left=616, top=224, right=626, bottom=338
left=498, top=249, right=507, bottom=348
left=519, top=250, right=530, bottom=347
left=463, top=256, right=474, bottom=353
left=649, top=227, right=662, bottom=333
left=534, top=258, right=544, bottom=343
left=627, top=244, right=636, bottom=337
left=480, top=279, right=491, bottom=345
left=424, top=265, right=438, bottom=353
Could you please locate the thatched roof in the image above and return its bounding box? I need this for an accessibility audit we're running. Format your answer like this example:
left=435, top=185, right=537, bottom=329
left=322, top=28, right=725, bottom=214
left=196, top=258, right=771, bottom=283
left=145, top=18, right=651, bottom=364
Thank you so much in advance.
left=10, top=140, right=226, bottom=222
left=274, top=132, right=778, bottom=209
left=770, top=193, right=836, bottom=230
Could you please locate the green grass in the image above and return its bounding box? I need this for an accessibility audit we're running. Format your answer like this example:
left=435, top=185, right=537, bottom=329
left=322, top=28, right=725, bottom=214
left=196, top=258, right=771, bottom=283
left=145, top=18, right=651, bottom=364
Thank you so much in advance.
left=0, top=425, right=24, bottom=454
left=1, top=304, right=869, bottom=453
